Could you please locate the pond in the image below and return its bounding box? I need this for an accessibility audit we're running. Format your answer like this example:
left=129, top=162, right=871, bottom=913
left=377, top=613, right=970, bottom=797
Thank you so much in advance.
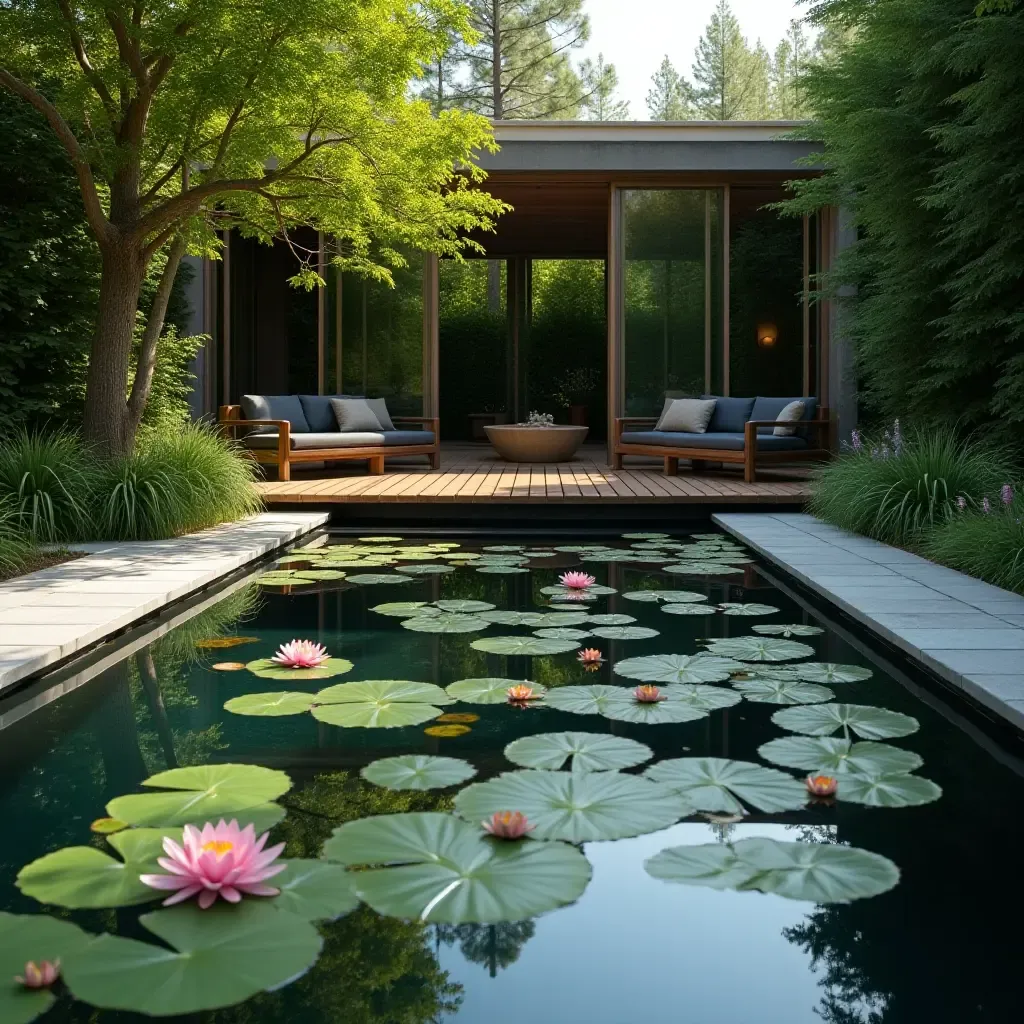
left=1, top=530, right=1022, bottom=1024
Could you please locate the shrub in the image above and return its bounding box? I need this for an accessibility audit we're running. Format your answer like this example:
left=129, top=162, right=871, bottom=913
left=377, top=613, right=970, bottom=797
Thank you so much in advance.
left=924, top=487, right=1024, bottom=595
left=0, top=429, right=96, bottom=541
left=0, top=498, right=41, bottom=578
left=91, top=423, right=261, bottom=541
left=809, top=423, right=1016, bottom=548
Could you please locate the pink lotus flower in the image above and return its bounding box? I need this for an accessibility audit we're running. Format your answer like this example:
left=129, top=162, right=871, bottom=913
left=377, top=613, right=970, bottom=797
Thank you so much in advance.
left=506, top=683, right=541, bottom=704
left=271, top=639, right=329, bottom=669
left=633, top=685, right=666, bottom=703
left=806, top=774, right=838, bottom=797
left=16, top=960, right=59, bottom=989
left=482, top=811, right=536, bottom=840
left=559, top=571, right=596, bottom=590
left=140, top=819, right=286, bottom=910
left=577, top=648, right=605, bottom=671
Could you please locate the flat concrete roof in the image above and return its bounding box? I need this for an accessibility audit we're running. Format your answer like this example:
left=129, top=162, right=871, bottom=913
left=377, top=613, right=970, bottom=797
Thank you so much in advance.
left=480, top=120, right=823, bottom=174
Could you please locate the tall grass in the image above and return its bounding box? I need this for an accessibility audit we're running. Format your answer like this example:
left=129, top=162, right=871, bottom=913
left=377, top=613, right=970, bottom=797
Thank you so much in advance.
left=810, top=424, right=1015, bottom=547
left=0, top=498, right=41, bottom=577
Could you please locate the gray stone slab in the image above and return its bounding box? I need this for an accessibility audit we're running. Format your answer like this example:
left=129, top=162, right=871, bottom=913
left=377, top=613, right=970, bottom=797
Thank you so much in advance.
left=923, top=649, right=1024, bottom=675
left=959, top=674, right=1024, bottom=701
left=898, top=629, right=1024, bottom=650
left=870, top=612, right=1017, bottom=630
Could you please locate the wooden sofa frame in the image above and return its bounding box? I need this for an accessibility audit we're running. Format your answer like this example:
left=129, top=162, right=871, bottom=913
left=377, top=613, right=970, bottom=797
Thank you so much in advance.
left=218, top=405, right=440, bottom=481
left=612, top=410, right=832, bottom=483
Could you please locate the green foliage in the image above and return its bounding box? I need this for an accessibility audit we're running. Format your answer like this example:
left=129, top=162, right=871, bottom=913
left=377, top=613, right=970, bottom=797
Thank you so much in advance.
left=0, top=499, right=41, bottom=578
left=810, top=425, right=1015, bottom=546
left=579, top=53, right=630, bottom=121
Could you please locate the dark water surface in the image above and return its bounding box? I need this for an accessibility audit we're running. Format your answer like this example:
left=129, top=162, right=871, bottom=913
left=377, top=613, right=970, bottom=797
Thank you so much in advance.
left=1, top=531, right=1022, bottom=1024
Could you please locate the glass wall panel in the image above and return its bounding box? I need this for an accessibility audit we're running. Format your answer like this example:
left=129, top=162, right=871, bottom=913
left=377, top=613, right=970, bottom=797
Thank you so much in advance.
left=340, top=253, right=424, bottom=415
left=622, top=189, right=723, bottom=415
left=729, top=188, right=805, bottom=398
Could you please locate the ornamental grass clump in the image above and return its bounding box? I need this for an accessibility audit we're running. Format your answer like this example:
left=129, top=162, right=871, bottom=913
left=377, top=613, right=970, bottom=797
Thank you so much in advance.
left=0, top=499, right=42, bottom=579
left=810, top=423, right=1015, bottom=548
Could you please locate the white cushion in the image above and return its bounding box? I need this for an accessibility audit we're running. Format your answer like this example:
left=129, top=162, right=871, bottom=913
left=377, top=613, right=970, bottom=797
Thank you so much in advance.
left=656, top=398, right=717, bottom=434
left=773, top=400, right=807, bottom=437
left=330, top=397, right=383, bottom=432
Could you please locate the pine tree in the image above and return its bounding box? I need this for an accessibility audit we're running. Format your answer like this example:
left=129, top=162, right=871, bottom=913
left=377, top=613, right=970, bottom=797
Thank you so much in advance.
left=691, top=0, right=757, bottom=119
left=580, top=54, right=631, bottom=120
left=771, top=20, right=813, bottom=117
left=746, top=41, right=773, bottom=118
left=646, top=56, right=694, bottom=120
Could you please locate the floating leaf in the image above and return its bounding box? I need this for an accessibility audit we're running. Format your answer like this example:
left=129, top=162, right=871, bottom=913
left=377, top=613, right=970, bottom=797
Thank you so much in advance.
left=534, top=627, right=592, bottom=640
left=401, top=614, right=490, bottom=634
left=347, top=574, right=414, bottom=585
left=195, top=636, right=260, bottom=650
left=664, top=562, right=742, bottom=575
left=732, top=678, right=835, bottom=705
left=622, top=532, right=669, bottom=540
left=541, top=584, right=617, bottom=597
left=436, top=713, right=480, bottom=724
left=371, top=602, right=437, bottom=618
left=623, top=590, right=708, bottom=604
left=704, top=637, right=815, bottom=662
left=434, top=600, right=496, bottom=613
left=791, top=663, right=874, bottom=684
left=643, top=758, right=807, bottom=813
left=361, top=755, right=477, bottom=791
left=537, top=684, right=624, bottom=716
left=323, top=812, right=590, bottom=923
left=752, top=624, right=825, bottom=637
left=425, top=724, right=471, bottom=737
left=758, top=736, right=923, bottom=776
left=589, top=626, right=660, bottom=640
left=717, top=603, right=779, bottom=616
left=771, top=704, right=920, bottom=740
left=272, top=860, right=359, bottom=922
left=404, top=564, right=456, bottom=575
left=454, top=770, right=691, bottom=842
left=295, top=569, right=347, bottom=581
left=359, top=535, right=404, bottom=542
left=587, top=613, right=636, bottom=625
left=446, top=678, right=545, bottom=704
left=483, top=544, right=525, bottom=552
left=659, top=684, right=743, bottom=711
left=90, top=817, right=128, bottom=835
left=836, top=772, right=942, bottom=808
left=523, top=550, right=557, bottom=557
left=614, top=654, right=737, bottom=684
left=245, top=657, right=353, bottom=682
left=312, top=680, right=451, bottom=729
left=107, top=765, right=291, bottom=829
left=471, top=636, right=580, bottom=656
left=212, top=662, right=246, bottom=671
left=538, top=611, right=591, bottom=627
left=662, top=603, right=717, bottom=616
left=62, top=901, right=322, bottom=1016
left=479, top=611, right=547, bottom=627
left=504, top=732, right=652, bottom=772
left=600, top=698, right=709, bottom=725
left=476, top=565, right=530, bottom=575
left=223, top=692, right=317, bottom=717
left=645, top=837, right=899, bottom=903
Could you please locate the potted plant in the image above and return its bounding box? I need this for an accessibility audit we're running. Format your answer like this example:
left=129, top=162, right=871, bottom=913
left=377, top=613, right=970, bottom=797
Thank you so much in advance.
left=551, top=369, right=600, bottom=426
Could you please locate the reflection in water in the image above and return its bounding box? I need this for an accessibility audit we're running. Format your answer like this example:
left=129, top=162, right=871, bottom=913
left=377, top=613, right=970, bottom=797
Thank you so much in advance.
left=437, top=922, right=537, bottom=978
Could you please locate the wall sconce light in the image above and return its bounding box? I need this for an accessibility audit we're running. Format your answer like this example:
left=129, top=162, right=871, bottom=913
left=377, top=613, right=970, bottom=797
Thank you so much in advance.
left=757, top=323, right=778, bottom=349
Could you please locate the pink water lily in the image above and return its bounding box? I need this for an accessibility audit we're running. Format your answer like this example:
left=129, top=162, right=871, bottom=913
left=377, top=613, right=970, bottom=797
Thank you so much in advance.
left=577, top=648, right=605, bottom=671
left=271, top=639, right=329, bottom=669
left=140, top=820, right=286, bottom=909
left=559, top=571, right=596, bottom=590
left=633, top=685, right=666, bottom=703
left=482, top=811, right=536, bottom=840
left=16, top=960, right=60, bottom=989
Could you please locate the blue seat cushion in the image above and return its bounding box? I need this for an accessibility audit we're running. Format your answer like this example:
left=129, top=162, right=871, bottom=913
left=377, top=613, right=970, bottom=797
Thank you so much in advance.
left=701, top=395, right=755, bottom=433
left=298, top=394, right=364, bottom=432
left=619, top=431, right=809, bottom=452
left=750, top=396, right=818, bottom=435
left=240, top=394, right=310, bottom=433
left=245, top=430, right=434, bottom=451
left=381, top=430, right=435, bottom=446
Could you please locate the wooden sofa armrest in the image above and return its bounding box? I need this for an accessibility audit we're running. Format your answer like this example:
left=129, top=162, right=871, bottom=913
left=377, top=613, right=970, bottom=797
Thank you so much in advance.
left=743, top=418, right=831, bottom=446
left=392, top=416, right=440, bottom=434
left=614, top=417, right=658, bottom=443
left=217, top=412, right=291, bottom=465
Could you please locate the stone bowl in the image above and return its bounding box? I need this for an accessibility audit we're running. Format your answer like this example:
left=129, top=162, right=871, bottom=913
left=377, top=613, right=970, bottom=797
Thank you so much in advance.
left=484, top=424, right=589, bottom=463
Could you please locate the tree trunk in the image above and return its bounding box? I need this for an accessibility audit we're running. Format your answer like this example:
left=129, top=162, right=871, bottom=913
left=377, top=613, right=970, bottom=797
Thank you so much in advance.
left=82, top=240, right=147, bottom=458
left=491, top=0, right=503, bottom=119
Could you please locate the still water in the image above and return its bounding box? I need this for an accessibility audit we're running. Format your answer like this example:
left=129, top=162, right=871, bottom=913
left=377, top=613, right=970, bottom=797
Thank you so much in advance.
left=1, top=531, right=1021, bottom=1024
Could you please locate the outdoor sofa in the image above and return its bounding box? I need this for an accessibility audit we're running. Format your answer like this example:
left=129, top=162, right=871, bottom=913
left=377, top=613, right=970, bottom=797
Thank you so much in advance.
left=613, top=395, right=831, bottom=483
left=219, top=394, right=439, bottom=480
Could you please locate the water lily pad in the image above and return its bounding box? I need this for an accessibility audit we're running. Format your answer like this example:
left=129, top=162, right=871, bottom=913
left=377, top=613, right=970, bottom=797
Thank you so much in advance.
left=835, top=772, right=942, bottom=807
left=540, top=684, right=624, bottom=716
left=425, top=724, right=472, bottom=737
left=446, top=678, right=546, bottom=704
left=752, top=624, right=825, bottom=637
left=623, top=590, right=708, bottom=603
left=312, top=680, right=452, bottom=728
left=589, top=626, right=660, bottom=640
left=359, top=535, right=404, bottom=542
left=0, top=913, right=93, bottom=1024
left=600, top=697, right=710, bottom=725
left=614, top=653, right=737, bottom=684
left=347, top=574, right=414, bottom=585
left=534, top=612, right=588, bottom=628
left=771, top=704, right=920, bottom=740
left=434, top=600, right=496, bottom=613
left=534, top=627, right=592, bottom=640
left=245, top=657, right=353, bottom=682
left=479, top=610, right=547, bottom=626
left=62, top=901, right=323, bottom=1015
left=323, top=812, right=591, bottom=923
left=504, top=732, right=653, bottom=772
left=732, top=678, right=835, bottom=705
left=224, top=692, right=318, bottom=717
left=361, top=755, right=477, bottom=791
left=272, top=859, right=359, bottom=921
left=587, top=613, right=636, bottom=625
left=476, top=565, right=530, bottom=575
left=295, top=569, right=347, bottom=581
left=643, top=758, right=808, bottom=813
left=758, top=736, right=924, bottom=776
left=401, top=614, right=490, bottom=634
left=704, top=636, right=815, bottom=662
left=717, top=603, right=779, bottom=616
left=314, top=559, right=372, bottom=569
left=107, top=764, right=291, bottom=828
left=523, top=550, right=557, bottom=557
left=195, top=636, right=260, bottom=649
left=404, top=564, right=456, bottom=575
left=371, top=602, right=438, bottom=618
left=454, top=770, right=691, bottom=842
left=664, top=562, right=742, bottom=575
left=659, top=684, right=743, bottom=711
left=662, top=603, right=717, bottom=616
left=471, top=636, right=580, bottom=656
left=541, top=584, right=617, bottom=596
left=791, top=663, right=874, bottom=684
left=622, top=532, right=670, bottom=540
left=483, top=544, right=525, bottom=552
left=645, top=837, right=899, bottom=903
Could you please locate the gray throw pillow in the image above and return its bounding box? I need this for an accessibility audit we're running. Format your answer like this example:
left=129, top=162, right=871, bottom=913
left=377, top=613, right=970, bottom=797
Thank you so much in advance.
left=656, top=397, right=717, bottom=434
left=329, top=397, right=384, bottom=433
left=239, top=395, right=309, bottom=434
left=773, top=400, right=807, bottom=437
left=366, top=398, right=395, bottom=431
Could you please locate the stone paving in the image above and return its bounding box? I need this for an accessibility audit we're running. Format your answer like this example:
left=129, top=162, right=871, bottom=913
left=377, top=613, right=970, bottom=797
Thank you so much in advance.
left=713, top=512, right=1024, bottom=732
left=0, top=512, right=328, bottom=694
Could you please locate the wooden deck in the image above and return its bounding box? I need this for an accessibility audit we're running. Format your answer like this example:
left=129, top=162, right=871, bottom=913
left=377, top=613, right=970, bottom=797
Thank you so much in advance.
left=256, top=444, right=813, bottom=506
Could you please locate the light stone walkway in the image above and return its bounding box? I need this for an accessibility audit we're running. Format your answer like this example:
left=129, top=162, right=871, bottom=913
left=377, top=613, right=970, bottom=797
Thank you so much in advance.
left=0, top=512, right=328, bottom=694
left=713, top=512, right=1024, bottom=732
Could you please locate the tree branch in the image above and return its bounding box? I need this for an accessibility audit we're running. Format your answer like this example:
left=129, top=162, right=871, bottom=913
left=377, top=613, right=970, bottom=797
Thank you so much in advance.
left=105, top=7, right=148, bottom=89
left=55, top=0, right=118, bottom=118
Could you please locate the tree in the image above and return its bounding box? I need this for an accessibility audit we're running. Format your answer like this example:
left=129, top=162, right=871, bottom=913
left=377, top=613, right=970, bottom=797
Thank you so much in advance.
left=0, top=0, right=504, bottom=457
left=455, top=0, right=589, bottom=119
left=646, top=56, right=694, bottom=120
left=580, top=53, right=630, bottom=120
left=692, top=0, right=758, bottom=119
left=745, top=40, right=773, bottom=118
left=771, top=20, right=813, bottom=117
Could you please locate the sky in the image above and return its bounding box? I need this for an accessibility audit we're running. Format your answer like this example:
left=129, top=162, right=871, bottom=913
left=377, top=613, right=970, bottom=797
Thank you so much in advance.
left=578, top=0, right=809, bottom=118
